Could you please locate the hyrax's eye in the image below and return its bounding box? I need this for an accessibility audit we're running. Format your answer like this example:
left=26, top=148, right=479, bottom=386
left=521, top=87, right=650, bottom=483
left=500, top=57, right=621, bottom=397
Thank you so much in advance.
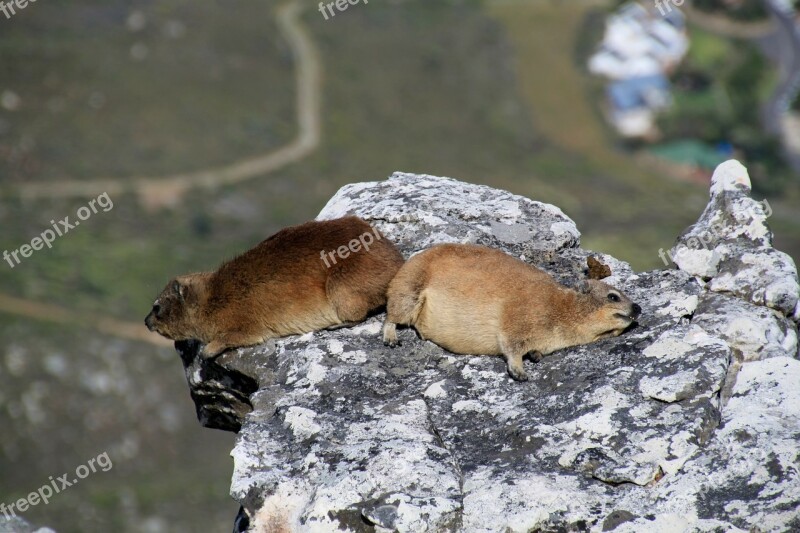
left=607, top=293, right=620, bottom=302
left=153, top=303, right=162, bottom=316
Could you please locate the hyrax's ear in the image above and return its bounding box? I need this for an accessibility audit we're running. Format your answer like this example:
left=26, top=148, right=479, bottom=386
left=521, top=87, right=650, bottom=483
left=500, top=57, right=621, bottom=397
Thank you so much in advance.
left=575, top=280, right=592, bottom=294
left=587, top=256, right=612, bottom=280
left=172, top=279, right=191, bottom=302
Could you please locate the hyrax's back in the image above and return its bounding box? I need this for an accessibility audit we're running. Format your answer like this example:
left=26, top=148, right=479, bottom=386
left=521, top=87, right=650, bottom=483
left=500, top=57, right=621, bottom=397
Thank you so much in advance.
left=387, top=244, right=550, bottom=355
left=210, top=216, right=404, bottom=336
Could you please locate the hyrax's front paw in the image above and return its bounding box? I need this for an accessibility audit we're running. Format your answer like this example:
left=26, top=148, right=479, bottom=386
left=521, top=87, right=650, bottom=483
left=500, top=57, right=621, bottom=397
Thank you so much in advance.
left=200, top=341, right=227, bottom=359
left=384, top=338, right=402, bottom=347
left=507, top=365, right=529, bottom=382
left=382, top=321, right=401, bottom=347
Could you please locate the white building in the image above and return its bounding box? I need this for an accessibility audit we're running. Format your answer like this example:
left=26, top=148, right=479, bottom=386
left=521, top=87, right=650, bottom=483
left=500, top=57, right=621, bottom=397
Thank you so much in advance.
left=589, top=2, right=688, bottom=81
left=589, top=1, right=689, bottom=138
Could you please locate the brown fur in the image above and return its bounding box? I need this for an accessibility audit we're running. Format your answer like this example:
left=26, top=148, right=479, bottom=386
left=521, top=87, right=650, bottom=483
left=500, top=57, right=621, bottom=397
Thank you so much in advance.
left=382, top=244, right=640, bottom=381
left=145, top=216, right=404, bottom=358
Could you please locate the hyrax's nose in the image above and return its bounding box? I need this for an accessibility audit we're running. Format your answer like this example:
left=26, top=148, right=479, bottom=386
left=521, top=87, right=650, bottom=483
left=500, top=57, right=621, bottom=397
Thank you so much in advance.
left=631, top=303, right=642, bottom=318
left=144, top=313, right=154, bottom=331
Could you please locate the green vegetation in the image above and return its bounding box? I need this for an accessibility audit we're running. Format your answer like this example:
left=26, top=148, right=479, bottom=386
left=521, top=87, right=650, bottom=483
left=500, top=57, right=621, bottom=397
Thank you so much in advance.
left=693, top=0, right=769, bottom=21
left=0, top=1, right=296, bottom=181
left=658, top=27, right=789, bottom=194
left=649, top=140, right=728, bottom=170
left=688, top=28, right=732, bottom=69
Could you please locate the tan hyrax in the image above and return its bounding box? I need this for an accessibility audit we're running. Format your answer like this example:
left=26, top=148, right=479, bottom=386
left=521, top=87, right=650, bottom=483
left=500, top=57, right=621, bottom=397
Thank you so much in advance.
left=145, top=216, right=404, bottom=358
left=382, top=244, right=640, bottom=381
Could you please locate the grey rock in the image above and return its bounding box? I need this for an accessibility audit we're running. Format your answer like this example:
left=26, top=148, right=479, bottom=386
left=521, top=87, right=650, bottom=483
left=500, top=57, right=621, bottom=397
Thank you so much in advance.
left=176, top=340, right=260, bottom=433
left=628, top=356, right=800, bottom=533
left=693, top=292, right=798, bottom=363
left=671, top=160, right=800, bottom=320
left=709, top=247, right=799, bottom=319
left=0, top=517, right=55, bottom=533
left=602, top=510, right=638, bottom=531
left=176, top=163, right=800, bottom=532
left=317, top=171, right=581, bottom=259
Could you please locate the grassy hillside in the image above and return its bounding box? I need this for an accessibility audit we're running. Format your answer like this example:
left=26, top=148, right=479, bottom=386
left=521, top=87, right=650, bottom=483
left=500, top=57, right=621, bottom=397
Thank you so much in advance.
left=0, top=0, right=295, bottom=181
left=1, top=1, right=798, bottom=531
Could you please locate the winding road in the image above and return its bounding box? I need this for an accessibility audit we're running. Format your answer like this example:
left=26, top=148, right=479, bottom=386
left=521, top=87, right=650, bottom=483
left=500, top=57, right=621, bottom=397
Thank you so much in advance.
left=14, top=0, right=321, bottom=210
left=761, top=0, right=800, bottom=172
left=683, top=2, right=774, bottom=39
left=686, top=0, right=800, bottom=173
left=0, top=293, right=173, bottom=347
left=1, top=1, right=321, bottom=345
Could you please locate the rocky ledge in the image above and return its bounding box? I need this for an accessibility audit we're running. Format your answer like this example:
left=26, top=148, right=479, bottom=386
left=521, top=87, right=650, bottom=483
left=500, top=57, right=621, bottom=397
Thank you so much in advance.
left=177, top=160, right=800, bottom=532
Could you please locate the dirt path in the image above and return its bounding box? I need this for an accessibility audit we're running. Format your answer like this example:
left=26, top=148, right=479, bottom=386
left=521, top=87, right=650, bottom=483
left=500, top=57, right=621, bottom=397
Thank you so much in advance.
left=683, top=3, right=774, bottom=39
left=15, top=0, right=321, bottom=210
left=0, top=293, right=173, bottom=347
left=1, top=1, right=321, bottom=345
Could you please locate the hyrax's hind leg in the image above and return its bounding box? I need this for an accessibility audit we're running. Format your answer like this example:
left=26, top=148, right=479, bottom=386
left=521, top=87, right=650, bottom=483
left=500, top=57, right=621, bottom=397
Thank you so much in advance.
left=326, top=264, right=389, bottom=325
left=383, top=268, right=427, bottom=347
left=498, top=336, right=530, bottom=382
left=325, top=238, right=403, bottom=326
left=382, top=292, right=425, bottom=347
left=326, top=277, right=374, bottom=325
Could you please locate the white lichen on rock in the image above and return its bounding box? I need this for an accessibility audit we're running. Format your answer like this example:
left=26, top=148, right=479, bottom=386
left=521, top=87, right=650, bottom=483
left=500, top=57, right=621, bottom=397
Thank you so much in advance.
left=671, top=160, right=800, bottom=321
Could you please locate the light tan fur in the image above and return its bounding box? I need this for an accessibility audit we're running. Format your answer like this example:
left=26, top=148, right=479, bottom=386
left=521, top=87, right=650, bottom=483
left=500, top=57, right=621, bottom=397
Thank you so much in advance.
left=145, top=216, right=404, bottom=358
left=383, top=244, right=640, bottom=381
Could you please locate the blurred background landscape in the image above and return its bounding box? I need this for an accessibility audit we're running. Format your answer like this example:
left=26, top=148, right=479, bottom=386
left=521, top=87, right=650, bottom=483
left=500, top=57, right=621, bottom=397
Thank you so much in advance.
left=1, top=0, right=798, bottom=531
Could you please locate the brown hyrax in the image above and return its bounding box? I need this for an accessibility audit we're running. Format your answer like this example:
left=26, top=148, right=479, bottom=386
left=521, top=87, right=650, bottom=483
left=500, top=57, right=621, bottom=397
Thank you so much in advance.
left=382, top=244, right=641, bottom=381
left=145, top=216, right=404, bottom=358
